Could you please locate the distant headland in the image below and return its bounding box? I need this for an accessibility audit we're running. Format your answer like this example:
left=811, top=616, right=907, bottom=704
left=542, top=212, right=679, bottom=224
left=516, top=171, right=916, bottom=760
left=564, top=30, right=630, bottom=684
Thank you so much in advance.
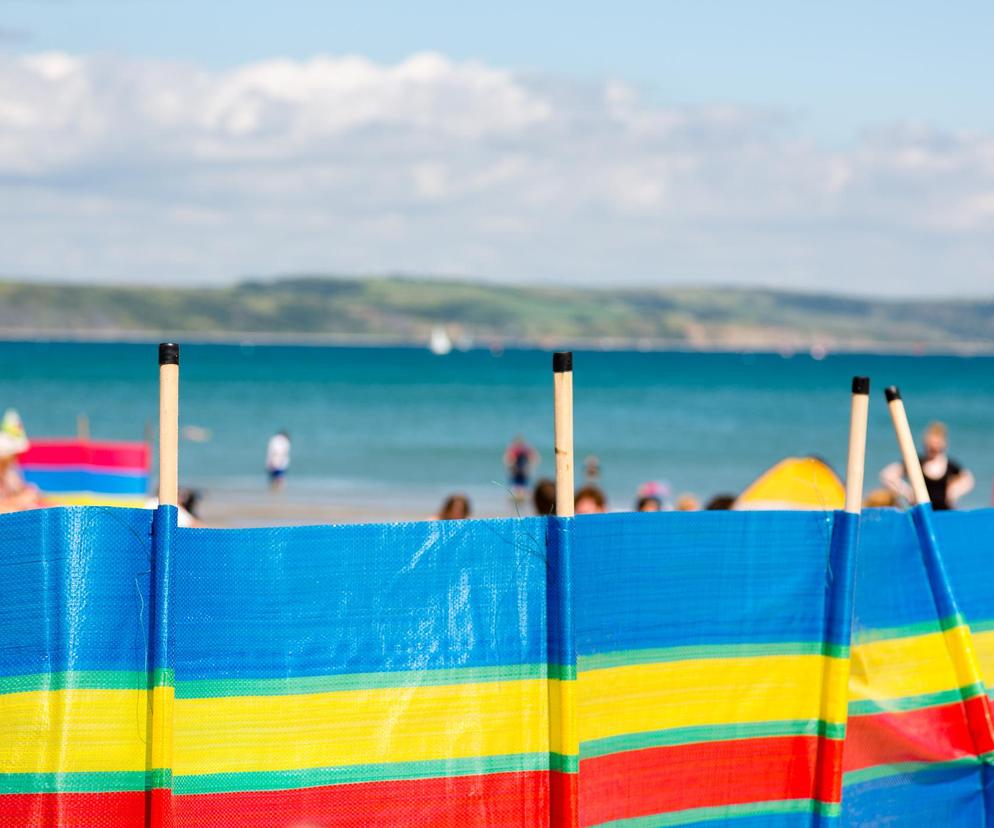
left=1, top=276, right=992, bottom=354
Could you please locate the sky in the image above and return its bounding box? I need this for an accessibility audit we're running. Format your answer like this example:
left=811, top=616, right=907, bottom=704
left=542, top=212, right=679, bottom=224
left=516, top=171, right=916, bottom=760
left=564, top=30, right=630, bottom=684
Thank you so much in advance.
left=1, top=0, right=993, bottom=296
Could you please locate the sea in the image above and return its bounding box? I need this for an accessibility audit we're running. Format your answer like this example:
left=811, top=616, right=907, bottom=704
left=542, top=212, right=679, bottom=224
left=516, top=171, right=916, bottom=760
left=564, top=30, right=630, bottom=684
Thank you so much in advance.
left=1, top=340, right=992, bottom=521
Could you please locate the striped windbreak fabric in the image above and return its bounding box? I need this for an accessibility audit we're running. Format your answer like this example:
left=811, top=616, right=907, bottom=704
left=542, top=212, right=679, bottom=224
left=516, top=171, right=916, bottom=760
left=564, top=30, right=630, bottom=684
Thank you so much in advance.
left=1, top=505, right=993, bottom=826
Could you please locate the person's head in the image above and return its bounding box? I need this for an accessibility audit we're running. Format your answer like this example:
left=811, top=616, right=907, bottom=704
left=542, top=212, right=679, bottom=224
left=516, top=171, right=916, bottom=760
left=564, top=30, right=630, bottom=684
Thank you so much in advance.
left=864, top=488, right=898, bottom=508
left=533, top=478, right=556, bottom=516
left=705, top=493, right=736, bottom=511
left=675, top=493, right=701, bottom=511
left=279, top=429, right=290, bottom=440
left=575, top=485, right=607, bottom=515
left=923, top=421, right=947, bottom=459
left=0, top=409, right=29, bottom=470
left=438, top=494, right=471, bottom=520
left=636, top=496, right=662, bottom=512
left=180, top=488, right=202, bottom=518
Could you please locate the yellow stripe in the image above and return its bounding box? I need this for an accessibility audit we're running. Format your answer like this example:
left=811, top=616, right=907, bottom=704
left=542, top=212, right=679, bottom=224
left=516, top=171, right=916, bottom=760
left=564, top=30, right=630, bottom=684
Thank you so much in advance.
left=972, top=630, right=994, bottom=690
left=943, top=625, right=987, bottom=694
left=3, top=679, right=557, bottom=776
left=0, top=687, right=172, bottom=773
left=549, top=676, right=578, bottom=757
left=3, top=680, right=549, bottom=776
left=43, top=493, right=147, bottom=508
left=579, top=654, right=848, bottom=743
left=849, top=630, right=964, bottom=703
left=175, top=679, right=549, bottom=775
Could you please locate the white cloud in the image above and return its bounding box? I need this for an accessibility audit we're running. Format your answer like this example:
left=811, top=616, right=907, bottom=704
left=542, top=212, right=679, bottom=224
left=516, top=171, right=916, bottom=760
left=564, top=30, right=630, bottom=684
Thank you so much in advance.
left=1, top=50, right=993, bottom=296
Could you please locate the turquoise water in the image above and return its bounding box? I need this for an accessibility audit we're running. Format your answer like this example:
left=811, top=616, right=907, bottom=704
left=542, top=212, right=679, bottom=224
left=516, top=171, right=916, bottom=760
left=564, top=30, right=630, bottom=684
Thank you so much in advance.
left=1, top=341, right=992, bottom=512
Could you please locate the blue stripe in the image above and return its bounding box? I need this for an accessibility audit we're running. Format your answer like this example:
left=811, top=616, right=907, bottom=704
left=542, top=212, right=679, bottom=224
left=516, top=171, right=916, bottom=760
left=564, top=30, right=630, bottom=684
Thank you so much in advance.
left=851, top=509, right=966, bottom=633
left=933, top=509, right=994, bottom=627
left=824, top=509, right=859, bottom=651
left=841, top=761, right=985, bottom=827
left=21, top=468, right=148, bottom=495
left=1, top=508, right=552, bottom=679
left=573, top=510, right=846, bottom=655
left=910, top=503, right=963, bottom=623
left=0, top=507, right=154, bottom=675
left=170, top=515, right=551, bottom=680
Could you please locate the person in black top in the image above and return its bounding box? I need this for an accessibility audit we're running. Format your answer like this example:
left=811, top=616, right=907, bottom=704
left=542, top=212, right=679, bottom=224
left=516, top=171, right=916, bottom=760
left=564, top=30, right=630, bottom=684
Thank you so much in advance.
left=880, top=421, right=974, bottom=510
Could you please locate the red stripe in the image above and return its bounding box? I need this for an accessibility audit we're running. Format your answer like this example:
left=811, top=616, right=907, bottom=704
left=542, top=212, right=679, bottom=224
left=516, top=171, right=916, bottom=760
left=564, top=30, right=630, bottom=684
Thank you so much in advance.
left=0, top=789, right=170, bottom=828
left=19, top=440, right=149, bottom=472
left=578, top=735, right=830, bottom=826
left=963, top=693, right=994, bottom=756
left=551, top=770, right=578, bottom=827
left=174, top=771, right=550, bottom=827
left=844, top=701, right=979, bottom=773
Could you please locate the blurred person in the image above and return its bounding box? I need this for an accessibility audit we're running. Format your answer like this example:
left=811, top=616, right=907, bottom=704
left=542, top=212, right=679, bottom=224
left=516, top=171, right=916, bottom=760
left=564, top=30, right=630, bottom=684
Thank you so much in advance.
left=676, top=493, right=701, bottom=511
left=705, top=494, right=735, bottom=510
left=266, top=429, right=291, bottom=491
left=864, top=488, right=899, bottom=508
left=636, top=481, right=671, bottom=512
left=144, top=486, right=203, bottom=528
left=636, top=495, right=662, bottom=512
left=504, top=435, right=539, bottom=502
left=880, top=421, right=973, bottom=510
left=436, top=494, right=471, bottom=520
left=532, top=478, right=556, bottom=516
left=181, top=488, right=204, bottom=523
left=584, top=455, right=601, bottom=484
left=0, top=409, right=41, bottom=513
left=575, top=485, right=607, bottom=515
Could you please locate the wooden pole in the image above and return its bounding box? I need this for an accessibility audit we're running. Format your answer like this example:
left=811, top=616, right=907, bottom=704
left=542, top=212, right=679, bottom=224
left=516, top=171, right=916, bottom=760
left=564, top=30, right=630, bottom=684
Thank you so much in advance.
left=844, top=376, right=870, bottom=514
left=158, top=343, right=180, bottom=508
left=884, top=385, right=930, bottom=506
left=553, top=351, right=574, bottom=518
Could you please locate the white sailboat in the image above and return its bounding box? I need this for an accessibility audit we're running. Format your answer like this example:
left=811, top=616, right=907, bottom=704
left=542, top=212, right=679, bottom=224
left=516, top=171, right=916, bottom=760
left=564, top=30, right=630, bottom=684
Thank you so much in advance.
left=428, top=325, right=452, bottom=355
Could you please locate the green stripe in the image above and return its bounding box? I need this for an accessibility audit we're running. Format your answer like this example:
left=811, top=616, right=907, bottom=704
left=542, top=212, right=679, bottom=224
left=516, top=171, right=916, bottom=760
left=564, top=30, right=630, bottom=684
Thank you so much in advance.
left=843, top=756, right=979, bottom=787
left=969, top=618, right=994, bottom=634
left=0, top=755, right=577, bottom=796
left=577, top=641, right=847, bottom=673
left=593, top=798, right=839, bottom=827
left=0, top=664, right=574, bottom=699
left=176, top=753, right=575, bottom=794
left=852, top=613, right=965, bottom=646
left=0, top=669, right=174, bottom=695
left=581, top=719, right=845, bottom=760
left=848, top=682, right=988, bottom=717
left=0, top=769, right=172, bottom=795
left=178, top=663, right=573, bottom=698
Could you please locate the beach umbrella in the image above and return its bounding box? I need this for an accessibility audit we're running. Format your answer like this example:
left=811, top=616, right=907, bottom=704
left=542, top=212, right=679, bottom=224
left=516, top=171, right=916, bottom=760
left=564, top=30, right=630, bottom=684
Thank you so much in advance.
left=734, top=455, right=844, bottom=510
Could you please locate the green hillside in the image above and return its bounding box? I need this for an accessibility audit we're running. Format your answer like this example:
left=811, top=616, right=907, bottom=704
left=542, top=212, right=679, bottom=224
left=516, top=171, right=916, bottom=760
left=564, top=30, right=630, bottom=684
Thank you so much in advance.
left=1, top=276, right=992, bottom=352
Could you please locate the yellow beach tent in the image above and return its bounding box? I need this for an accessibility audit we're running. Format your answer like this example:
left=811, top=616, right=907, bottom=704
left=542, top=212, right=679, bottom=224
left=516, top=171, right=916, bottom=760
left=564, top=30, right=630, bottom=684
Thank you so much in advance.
left=734, top=456, right=844, bottom=510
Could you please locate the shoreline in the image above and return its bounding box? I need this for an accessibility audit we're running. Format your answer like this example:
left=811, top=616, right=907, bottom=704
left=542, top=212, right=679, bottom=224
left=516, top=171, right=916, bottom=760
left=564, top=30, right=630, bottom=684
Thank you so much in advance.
left=3, top=329, right=994, bottom=357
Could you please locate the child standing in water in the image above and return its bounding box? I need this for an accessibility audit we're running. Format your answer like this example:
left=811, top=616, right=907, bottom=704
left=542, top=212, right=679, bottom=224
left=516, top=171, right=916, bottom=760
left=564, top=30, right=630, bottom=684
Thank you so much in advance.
left=504, top=435, right=539, bottom=503
left=266, top=430, right=291, bottom=491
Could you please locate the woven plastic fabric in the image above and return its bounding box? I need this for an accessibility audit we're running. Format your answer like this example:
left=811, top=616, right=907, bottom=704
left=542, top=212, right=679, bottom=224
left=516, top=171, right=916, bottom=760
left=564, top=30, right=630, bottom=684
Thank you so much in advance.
left=5, top=505, right=994, bottom=826
left=573, top=510, right=858, bottom=827
left=0, top=508, right=572, bottom=827
left=841, top=506, right=994, bottom=827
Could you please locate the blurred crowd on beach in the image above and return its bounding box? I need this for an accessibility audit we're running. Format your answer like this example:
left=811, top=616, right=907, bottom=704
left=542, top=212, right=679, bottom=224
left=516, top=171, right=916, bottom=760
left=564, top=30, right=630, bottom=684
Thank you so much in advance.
left=0, top=408, right=980, bottom=524
left=431, top=424, right=976, bottom=521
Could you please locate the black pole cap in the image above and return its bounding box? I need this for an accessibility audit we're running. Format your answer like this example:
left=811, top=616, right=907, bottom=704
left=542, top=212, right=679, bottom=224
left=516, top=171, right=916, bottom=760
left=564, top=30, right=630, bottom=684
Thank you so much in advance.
left=851, top=376, right=870, bottom=395
left=884, top=385, right=901, bottom=403
left=158, top=343, right=180, bottom=366
left=553, top=351, right=573, bottom=373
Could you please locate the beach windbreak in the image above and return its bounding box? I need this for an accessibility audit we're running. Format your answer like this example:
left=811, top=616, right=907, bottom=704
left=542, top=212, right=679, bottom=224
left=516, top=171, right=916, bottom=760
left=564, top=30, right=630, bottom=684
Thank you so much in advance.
left=1, top=505, right=992, bottom=826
